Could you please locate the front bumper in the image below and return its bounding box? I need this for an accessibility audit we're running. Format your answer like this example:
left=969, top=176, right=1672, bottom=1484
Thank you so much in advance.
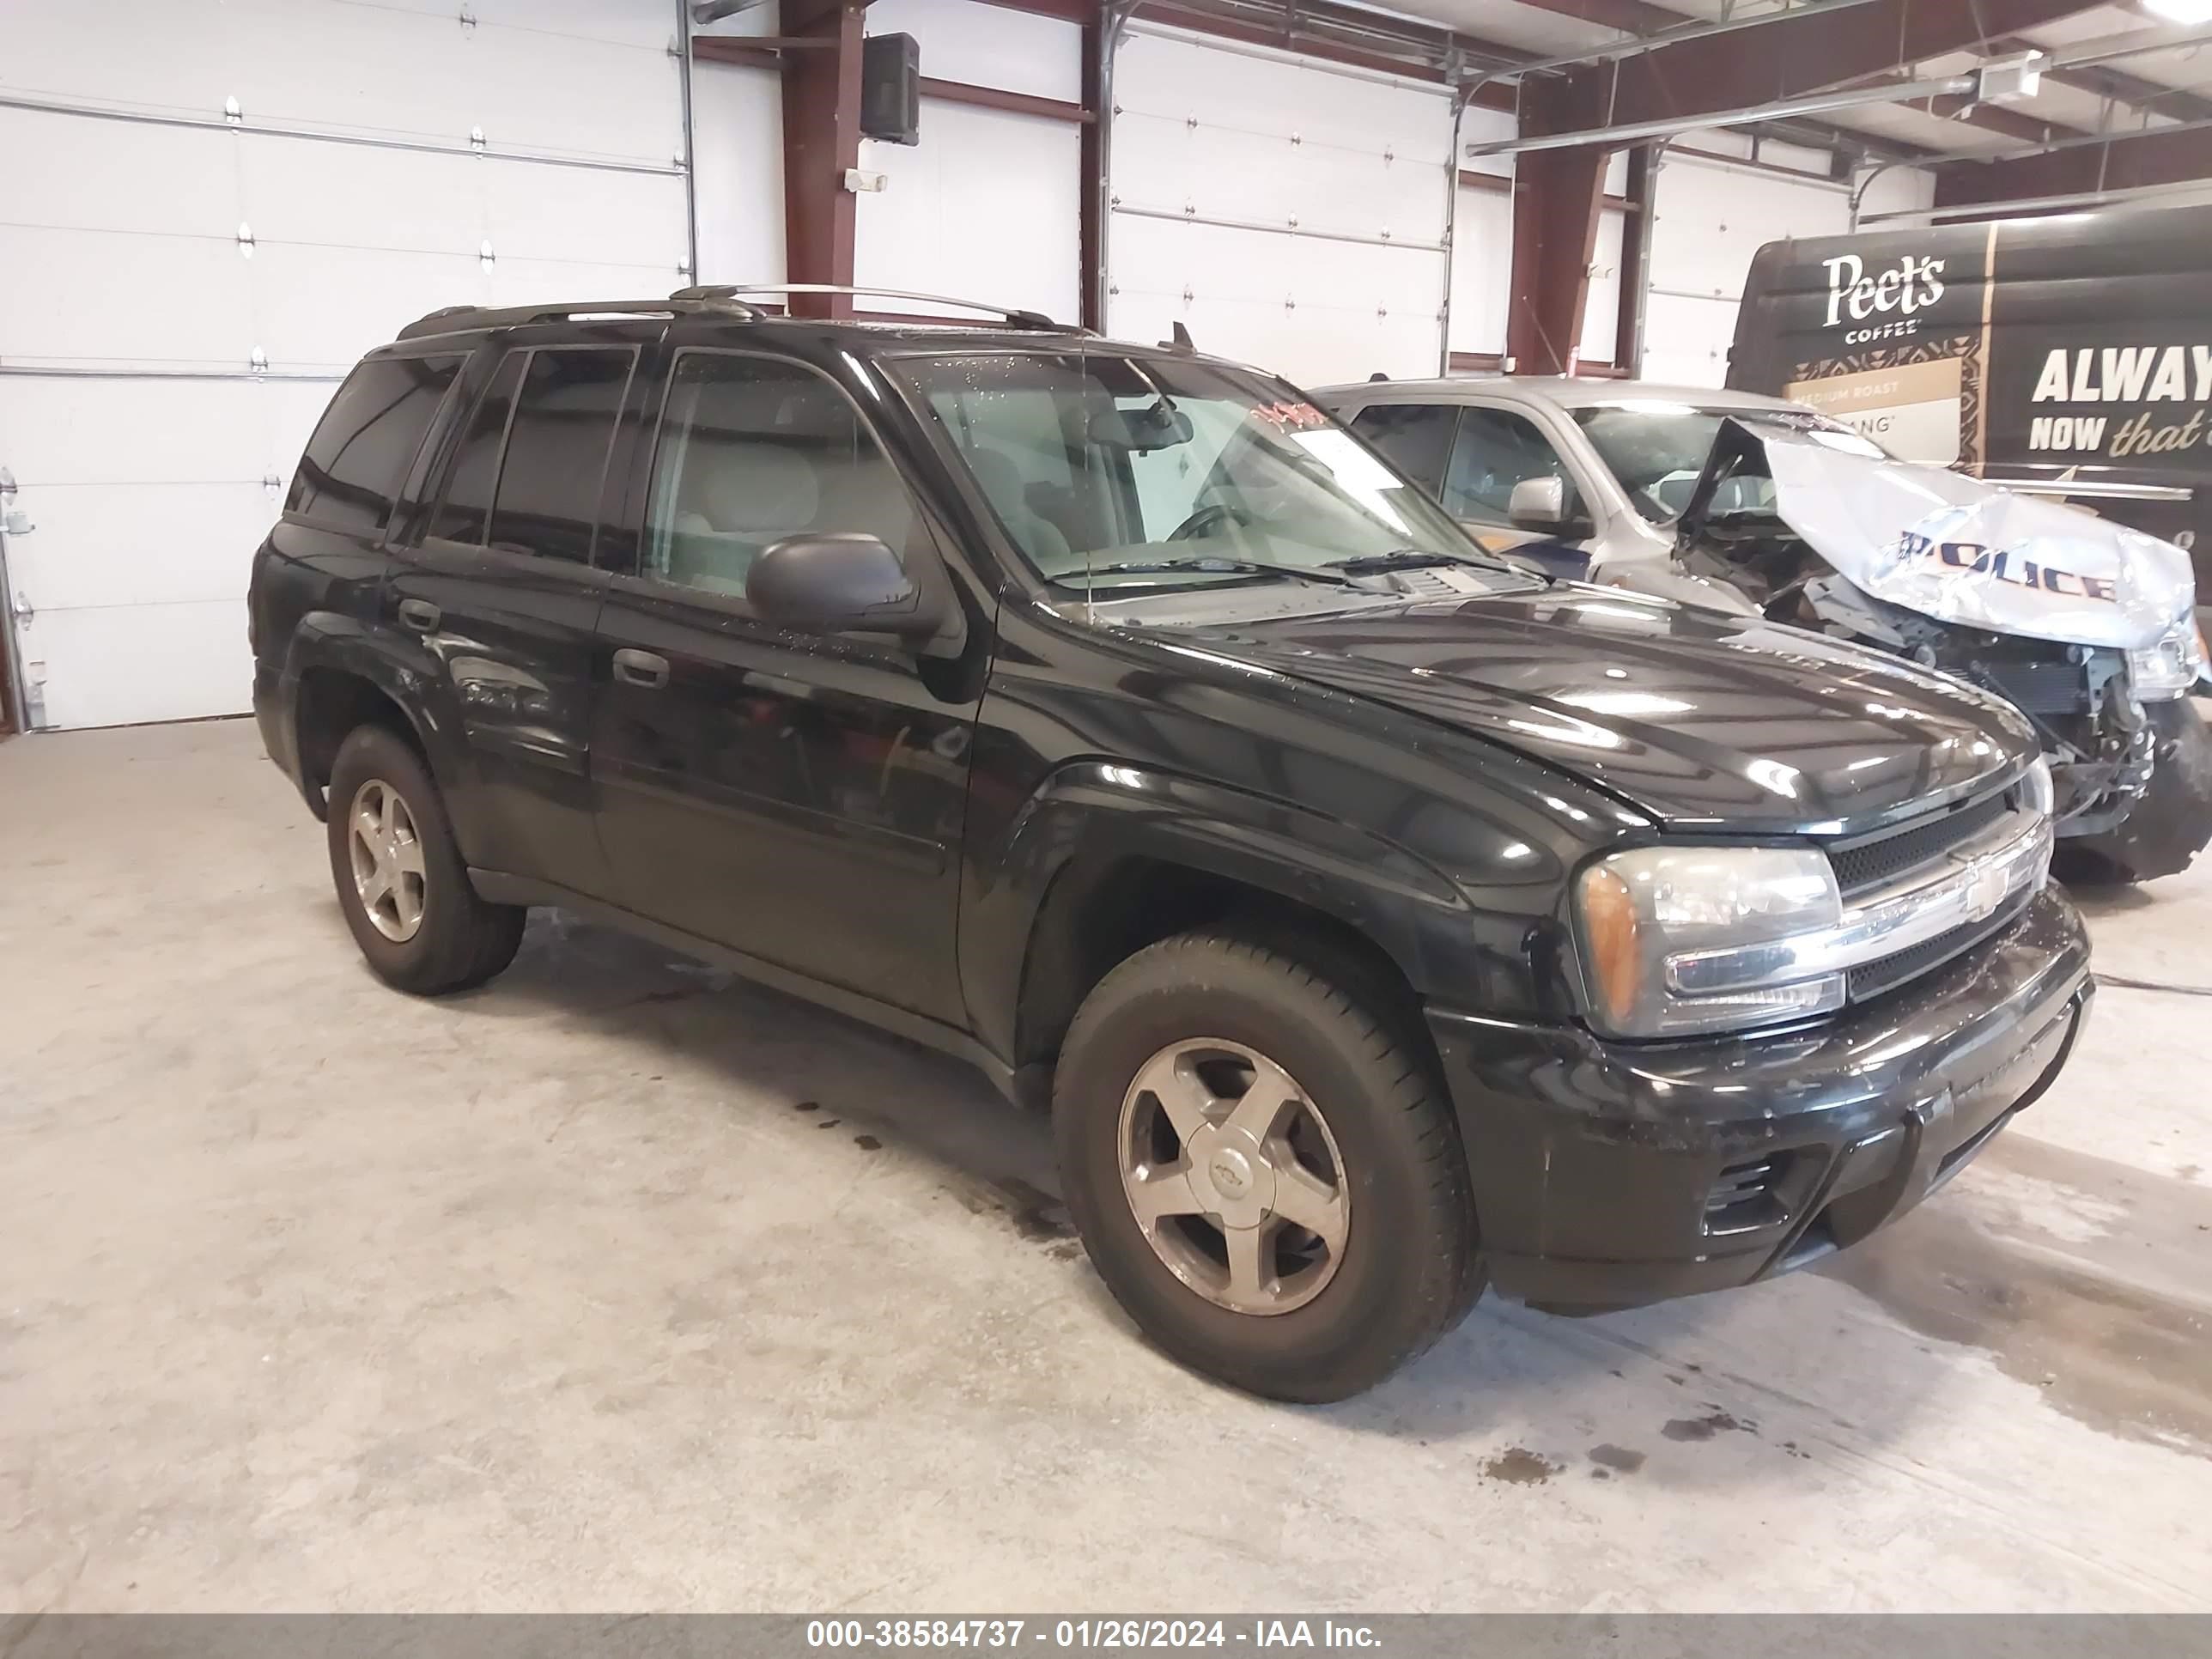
left=1425, top=885, right=2092, bottom=1313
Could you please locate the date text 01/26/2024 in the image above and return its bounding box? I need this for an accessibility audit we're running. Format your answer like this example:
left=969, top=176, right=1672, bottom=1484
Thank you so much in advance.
left=805, top=1622, right=1382, bottom=1650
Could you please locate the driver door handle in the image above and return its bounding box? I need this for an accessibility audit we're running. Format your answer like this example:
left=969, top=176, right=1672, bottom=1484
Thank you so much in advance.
left=612, top=647, right=670, bottom=690
left=397, top=598, right=441, bottom=633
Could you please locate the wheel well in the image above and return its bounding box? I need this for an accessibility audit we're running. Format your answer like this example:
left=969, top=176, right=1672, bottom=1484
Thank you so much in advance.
left=295, top=667, right=421, bottom=805
left=1013, top=855, right=1428, bottom=1076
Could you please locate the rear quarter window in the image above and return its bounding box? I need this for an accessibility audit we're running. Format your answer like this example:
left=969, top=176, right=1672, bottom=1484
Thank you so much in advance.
left=288, top=354, right=462, bottom=533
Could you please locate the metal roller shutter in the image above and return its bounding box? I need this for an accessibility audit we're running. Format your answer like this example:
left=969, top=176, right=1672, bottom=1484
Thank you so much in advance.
left=0, top=0, right=690, bottom=730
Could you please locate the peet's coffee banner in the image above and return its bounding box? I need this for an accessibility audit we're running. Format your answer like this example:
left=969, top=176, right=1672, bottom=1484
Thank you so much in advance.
left=1728, top=201, right=2212, bottom=585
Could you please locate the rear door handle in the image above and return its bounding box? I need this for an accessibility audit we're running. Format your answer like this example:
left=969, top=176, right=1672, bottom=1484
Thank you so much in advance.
left=612, top=647, right=670, bottom=690
left=397, top=599, right=441, bottom=633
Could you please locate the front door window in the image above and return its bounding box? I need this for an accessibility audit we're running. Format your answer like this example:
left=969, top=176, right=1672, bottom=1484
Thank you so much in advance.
left=642, top=351, right=917, bottom=601
left=1443, top=406, right=1581, bottom=528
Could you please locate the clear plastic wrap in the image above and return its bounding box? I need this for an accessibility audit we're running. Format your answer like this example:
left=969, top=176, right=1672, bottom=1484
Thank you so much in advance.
left=1748, top=422, right=2195, bottom=651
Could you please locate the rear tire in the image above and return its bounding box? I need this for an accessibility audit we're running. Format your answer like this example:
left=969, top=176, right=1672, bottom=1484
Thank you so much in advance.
left=1054, top=930, right=1480, bottom=1402
left=325, top=724, right=525, bottom=995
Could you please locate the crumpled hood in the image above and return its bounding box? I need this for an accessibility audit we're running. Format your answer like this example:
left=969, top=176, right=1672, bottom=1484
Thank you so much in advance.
left=1712, top=419, right=2195, bottom=650
left=1172, top=586, right=2036, bottom=833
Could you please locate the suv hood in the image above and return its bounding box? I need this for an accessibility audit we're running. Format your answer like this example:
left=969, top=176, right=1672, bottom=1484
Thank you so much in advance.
left=1170, top=586, right=2033, bottom=832
left=1679, top=416, right=2195, bottom=651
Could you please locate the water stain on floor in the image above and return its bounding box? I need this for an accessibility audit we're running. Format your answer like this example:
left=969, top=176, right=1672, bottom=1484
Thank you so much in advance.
left=1661, top=1411, right=1751, bottom=1443
left=1819, top=1134, right=2212, bottom=1458
left=993, top=1176, right=1075, bottom=1243
left=1588, top=1443, right=1646, bottom=1474
left=1481, top=1447, right=1560, bottom=1485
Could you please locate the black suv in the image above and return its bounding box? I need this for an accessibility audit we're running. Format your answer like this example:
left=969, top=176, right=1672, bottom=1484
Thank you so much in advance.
left=252, top=285, right=2093, bottom=1401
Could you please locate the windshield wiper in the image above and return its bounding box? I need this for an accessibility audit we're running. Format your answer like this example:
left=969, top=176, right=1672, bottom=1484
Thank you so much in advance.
left=1079, top=556, right=1358, bottom=589
left=1328, top=548, right=1550, bottom=581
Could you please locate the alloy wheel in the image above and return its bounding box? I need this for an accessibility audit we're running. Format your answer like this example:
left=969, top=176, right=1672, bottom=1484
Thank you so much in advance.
left=1115, top=1038, right=1351, bottom=1316
left=347, top=778, right=427, bottom=944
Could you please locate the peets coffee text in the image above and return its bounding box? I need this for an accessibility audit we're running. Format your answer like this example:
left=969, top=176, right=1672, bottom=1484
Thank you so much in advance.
left=1822, top=252, right=1946, bottom=343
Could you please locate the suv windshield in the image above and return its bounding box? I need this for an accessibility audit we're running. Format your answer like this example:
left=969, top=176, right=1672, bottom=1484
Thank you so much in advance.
left=1569, top=405, right=1737, bottom=525
left=894, top=352, right=1487, bottom=591
left=1571, top=403, right=1863, bottom=525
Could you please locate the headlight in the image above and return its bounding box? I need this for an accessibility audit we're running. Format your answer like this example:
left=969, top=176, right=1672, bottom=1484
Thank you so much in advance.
left=2129, top=617, right=2207, bottom=702
left=1574, top=846, right=1845, bottom=1038
left=2021, top=755, right=2055, bottom=818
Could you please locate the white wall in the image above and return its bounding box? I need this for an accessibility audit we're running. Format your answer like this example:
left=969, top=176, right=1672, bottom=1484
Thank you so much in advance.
left=1107, top=26, right=1454, bottom=385
left=1643, top=138, right=1935, bottom=386
left=854, top=0, right=1085, bottom=322
left=1451, top=137, right=1632, bottom=370
left=1448, top=106, right=1516, bottom=360
left=692, top=58, right=787, bottom=285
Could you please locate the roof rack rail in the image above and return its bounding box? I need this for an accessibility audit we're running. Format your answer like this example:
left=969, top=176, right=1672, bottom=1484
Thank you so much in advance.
left=394, top=293, right=764, bottom=342
left=671, top=283, right=1081, bottom=332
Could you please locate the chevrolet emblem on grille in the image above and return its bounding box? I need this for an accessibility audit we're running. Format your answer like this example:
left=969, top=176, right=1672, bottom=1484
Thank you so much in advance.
left=1961, top=856, right=2011, bottom=922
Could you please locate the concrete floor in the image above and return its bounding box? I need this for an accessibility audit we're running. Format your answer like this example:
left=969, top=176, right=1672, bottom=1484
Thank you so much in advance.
left=3, top=716, right=2210, bottom=1613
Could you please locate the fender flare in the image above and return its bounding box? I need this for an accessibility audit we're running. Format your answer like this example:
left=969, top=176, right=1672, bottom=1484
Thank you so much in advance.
left=965, top=761, right=1478, bottom=1065
left=282, top=612, right=470, bottom=817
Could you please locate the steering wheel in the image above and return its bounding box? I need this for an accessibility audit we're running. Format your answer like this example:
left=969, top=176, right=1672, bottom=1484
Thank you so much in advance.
left=1167, top=501, right=1246, bottom=542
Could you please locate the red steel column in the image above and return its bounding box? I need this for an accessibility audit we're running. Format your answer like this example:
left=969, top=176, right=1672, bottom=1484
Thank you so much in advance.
left=781, top=0, right=868, bottom=318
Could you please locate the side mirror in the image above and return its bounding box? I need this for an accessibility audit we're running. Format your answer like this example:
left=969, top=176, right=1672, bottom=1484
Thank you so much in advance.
left=746, top=534, right=944, bottom=640
left=1507, top=476, right=1567, bottom=531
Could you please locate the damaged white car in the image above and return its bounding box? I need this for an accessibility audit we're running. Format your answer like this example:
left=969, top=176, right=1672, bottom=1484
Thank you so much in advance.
left=1629, top=414, right=2210, bottom=884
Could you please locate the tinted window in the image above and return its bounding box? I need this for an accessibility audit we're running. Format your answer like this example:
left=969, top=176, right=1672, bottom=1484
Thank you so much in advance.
left=1348, top=404, right=1456, bottom=494
left=1443, top=406, right=1578, bottom=526
left=289, top=354, right=460, bottom=532
left=642, top=353, right=916, bottom=599
left=427, top=351, right=526, bottom=545
left=487, top=348, right=635, bottom=564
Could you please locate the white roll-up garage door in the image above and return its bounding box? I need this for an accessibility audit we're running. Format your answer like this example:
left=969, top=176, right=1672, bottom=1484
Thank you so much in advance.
left=0, top=0, right=691, bottom=730
left=1106, top=27, right=1453, bottom=387
left=1642, top=141, right=1929, bottom=389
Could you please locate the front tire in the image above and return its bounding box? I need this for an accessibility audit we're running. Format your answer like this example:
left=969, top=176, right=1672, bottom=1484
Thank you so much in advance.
left=2056, top=699, right=2212, bottom=884
left=325, top=724, right=525, bottom=995
left=1054, top=931, right=1480, bottom=1401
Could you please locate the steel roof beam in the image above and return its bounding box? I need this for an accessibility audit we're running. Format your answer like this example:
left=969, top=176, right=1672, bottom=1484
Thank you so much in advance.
left=1514, top=0, right=2105, bottom=142
left=1934, top=112, right=2212, bottom=204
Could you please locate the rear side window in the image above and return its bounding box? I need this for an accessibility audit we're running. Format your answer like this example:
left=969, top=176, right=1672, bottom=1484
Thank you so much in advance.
left=289, top=354, right=460, bottom=532
left=1348, top=404, right=1456, bottom=494
left=427, top=351, right=526, bottom=545
left=488, top=348, right=637, bottom=563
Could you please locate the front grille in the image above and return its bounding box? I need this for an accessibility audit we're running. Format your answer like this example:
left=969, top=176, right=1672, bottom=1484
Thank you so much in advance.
left=1827, top=787, right=2012, bottom=897
left=1844, top=888, right=2033, bottom=1003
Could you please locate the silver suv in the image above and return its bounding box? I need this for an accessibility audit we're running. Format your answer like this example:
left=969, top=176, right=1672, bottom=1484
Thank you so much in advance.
left=1314, top=376, right=1808, bottom=586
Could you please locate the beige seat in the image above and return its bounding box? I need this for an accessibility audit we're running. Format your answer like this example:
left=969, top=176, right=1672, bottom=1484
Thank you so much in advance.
left=665, top=441, right=822, bottom=595
left=966, top=448, right=1074, bottom=572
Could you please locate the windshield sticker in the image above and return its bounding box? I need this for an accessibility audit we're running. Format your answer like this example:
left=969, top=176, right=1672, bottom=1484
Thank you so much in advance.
left=1897, top=532, right=2118, bottom=601
left=1249, top=400, right=1328, bottom=433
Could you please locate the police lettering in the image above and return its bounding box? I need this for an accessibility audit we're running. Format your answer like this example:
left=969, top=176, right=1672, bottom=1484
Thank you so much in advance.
left=1898, top=532, right=2118, bottom=602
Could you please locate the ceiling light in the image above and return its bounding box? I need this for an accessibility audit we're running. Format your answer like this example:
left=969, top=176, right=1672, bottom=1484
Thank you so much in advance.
left=2142, top=0, right=2212, bottom=23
